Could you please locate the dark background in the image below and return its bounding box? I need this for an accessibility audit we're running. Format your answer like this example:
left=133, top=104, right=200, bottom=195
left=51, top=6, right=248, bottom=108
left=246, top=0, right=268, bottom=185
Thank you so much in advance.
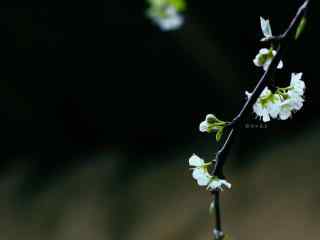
left=0, top=1, right=319, bottom=239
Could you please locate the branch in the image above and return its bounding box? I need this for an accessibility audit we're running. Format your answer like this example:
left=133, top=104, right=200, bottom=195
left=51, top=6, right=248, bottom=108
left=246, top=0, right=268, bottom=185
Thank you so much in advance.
left=212, top=191, right=224, bottom=239
left=212, top=0, right=309, bottom=179
left=210, top=1, right=309, bottom=239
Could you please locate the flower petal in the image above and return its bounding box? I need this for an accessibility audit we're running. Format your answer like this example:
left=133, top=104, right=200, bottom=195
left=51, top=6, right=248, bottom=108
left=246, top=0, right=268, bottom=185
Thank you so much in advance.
left=189, top=154, right=204, bottom=167
left=260, top=17, right=272, bottom=37
left=277, top=60, right=284, bottom=69
left=197, top=175, right=211, bottom=186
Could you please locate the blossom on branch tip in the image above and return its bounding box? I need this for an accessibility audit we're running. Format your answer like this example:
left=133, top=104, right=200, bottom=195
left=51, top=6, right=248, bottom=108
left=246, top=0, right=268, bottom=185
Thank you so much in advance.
left=253, top=48, right=283, bottom=71
left=260, top=17, right=273, bottom=42
left=189, top=154, right=205, bottom=167
left=188, top=154, right=231, bottom=191
left=199, top=114, right=228, bottom=141
left=199, top=114, right=219, bottom=133
left=189, top=154, right=211, bottom=186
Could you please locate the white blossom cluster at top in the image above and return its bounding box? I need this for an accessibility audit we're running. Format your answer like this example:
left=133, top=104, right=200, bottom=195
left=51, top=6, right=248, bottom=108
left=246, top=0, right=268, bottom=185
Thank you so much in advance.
left=250, top=17, right=306, bottom=122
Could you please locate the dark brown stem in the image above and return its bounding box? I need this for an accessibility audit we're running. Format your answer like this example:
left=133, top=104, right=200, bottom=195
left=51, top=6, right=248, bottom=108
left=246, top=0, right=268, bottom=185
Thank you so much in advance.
left=213, top=191, right=224, bottom=240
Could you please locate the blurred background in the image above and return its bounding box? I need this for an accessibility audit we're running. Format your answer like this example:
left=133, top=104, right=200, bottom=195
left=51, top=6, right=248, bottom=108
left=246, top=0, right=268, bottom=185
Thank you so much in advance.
left=0, top=0, right=319, bottom=239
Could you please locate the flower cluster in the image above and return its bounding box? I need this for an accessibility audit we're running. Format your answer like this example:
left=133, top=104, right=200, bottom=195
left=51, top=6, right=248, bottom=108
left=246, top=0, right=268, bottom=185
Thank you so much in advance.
left=189, top=154, right=231, bottom=191
left=250, top=17, right=306, bottom=122
left=247, top=73, right=305, bottom=122
left=146, top=0, right=186, bottom=31
left=188, top=115, right=231, bottom=191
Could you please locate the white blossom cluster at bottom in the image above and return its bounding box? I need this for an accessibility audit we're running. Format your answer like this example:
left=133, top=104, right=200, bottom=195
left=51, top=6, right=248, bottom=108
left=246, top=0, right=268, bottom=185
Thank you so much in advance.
left=189, top=154, right=231, bottom=191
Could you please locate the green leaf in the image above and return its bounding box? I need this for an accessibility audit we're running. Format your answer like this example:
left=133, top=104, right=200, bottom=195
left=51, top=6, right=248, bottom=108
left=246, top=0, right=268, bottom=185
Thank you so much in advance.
left=295, top=17, right=307, bottom=40
left=215, top=127, right=224, bottom=142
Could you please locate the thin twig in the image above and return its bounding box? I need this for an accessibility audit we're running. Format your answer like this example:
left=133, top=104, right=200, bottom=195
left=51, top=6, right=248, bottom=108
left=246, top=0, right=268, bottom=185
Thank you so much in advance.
left=210, top=1, right=309, bottom=238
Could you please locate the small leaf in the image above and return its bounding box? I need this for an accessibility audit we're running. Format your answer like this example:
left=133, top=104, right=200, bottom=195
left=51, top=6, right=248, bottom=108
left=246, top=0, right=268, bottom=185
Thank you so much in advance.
left=295, top=17, right=307, bottom=40
left=215, top=127, right=224, bottom=142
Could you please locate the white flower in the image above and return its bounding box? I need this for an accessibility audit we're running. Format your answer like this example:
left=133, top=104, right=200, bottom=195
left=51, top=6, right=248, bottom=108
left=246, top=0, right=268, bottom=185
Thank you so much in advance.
left=290, top=72, right=305, bottom=96
left=277, top=72, right=305, bottom=119
left=199, top=121, right=209, bottom=132
left=248, top=73, right=305, bottom=122
left=287, top=72, right=305, bottom=112
left=253, top=48, right=268, bottom=67
left=207, top=178, right=231, bottom=191
left=189, top=154, right=204, bottom=167
left=253, top=103, right=270, bottom=122
left=253, top=48, right=283, bottom=71
left=279, top=100, right=293, bottom=120
left=188, top=154, right=232, bottom=191
left=193, top=168, right=211, bottom=186
left=291, top=94, right=304, bottom=111
left=260, top=17, right=273, bottom=41
left=278, top=96, right=303, bottom=120
left=272, top=92, right=304, bottom=121
left=250, top=88, right=284, bottom=121
left=267, top=93, right=282, bottom=118
left=277, top=73, right=305, bottom=120
left=189, top=154, right=211, bottom=186
left=199, top=114, right=219, bottom=133
left=252, top=87, right=272, bottom=122
left=149, top=6, right=184, bottom=31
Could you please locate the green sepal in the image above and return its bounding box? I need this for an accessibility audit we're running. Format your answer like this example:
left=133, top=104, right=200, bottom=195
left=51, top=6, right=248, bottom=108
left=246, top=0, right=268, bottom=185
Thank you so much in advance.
left=215, top=127, right=224, bottom=142
left=258, top=54, right=268, bottom=65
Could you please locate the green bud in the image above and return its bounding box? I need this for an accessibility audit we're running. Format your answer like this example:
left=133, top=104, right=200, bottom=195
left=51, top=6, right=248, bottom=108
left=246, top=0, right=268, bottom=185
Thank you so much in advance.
left=295, top=17, right=307, bottom=40
left=206, top=114, right=219, bottom=124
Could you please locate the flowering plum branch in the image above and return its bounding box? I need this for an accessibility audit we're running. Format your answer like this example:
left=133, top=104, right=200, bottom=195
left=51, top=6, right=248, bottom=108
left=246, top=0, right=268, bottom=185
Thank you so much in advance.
left=187, top=1, right=310, bottom=239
